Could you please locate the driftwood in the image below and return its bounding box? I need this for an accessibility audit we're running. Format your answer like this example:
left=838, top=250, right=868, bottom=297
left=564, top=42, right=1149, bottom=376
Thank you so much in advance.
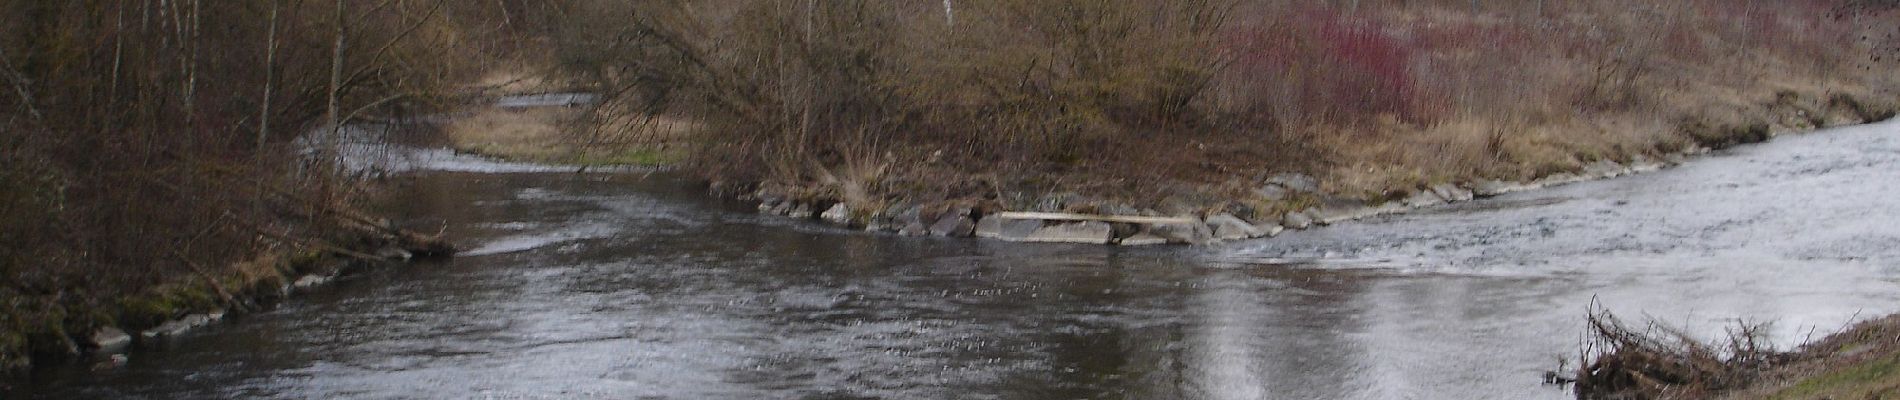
left=1575, top=307, right=1793, bottom=400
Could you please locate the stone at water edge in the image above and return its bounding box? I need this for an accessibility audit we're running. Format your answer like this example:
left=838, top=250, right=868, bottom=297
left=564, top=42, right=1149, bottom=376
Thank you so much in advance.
left=1581, top=160, right=1626, bottom=178
left=1401, top=190, right=1446, bottom=208
left=1023, top=221, right=1115, bottom=244
left=89, top=327, right=131, bottom=352
left=786, top=203, right=815, bottom=219
left=929, top=208, right=976, bottom=237
left=141, top=314, right=214, bottom=340
left=898, top=222, right=930, bottom=237
left=1119, top=233, right=1169, bottom=246
left=1147, top=221, right=1214, bottom=245
left=1471, top=180, right=1517, bottom=197
left=1282, top=211, right=1315, bottom=229
left=1430, top=183, right=1475, bottom=202
left=820, top=203, right=852, bottom=225
left=1206, top=213, right=1267, bottom=240
left=975, top=216, right=1046, bottom=240
left=293, top=274, right=329, bottom=289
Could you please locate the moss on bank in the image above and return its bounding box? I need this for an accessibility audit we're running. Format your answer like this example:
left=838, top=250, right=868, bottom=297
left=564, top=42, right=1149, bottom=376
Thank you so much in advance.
left=1766, top=354, right=1900, bottom=400
left=0, top=224, right=446, bottom=376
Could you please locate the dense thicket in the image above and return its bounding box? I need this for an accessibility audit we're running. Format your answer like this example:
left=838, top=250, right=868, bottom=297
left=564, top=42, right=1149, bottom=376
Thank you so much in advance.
left=0, top=0, right=508, bottom=364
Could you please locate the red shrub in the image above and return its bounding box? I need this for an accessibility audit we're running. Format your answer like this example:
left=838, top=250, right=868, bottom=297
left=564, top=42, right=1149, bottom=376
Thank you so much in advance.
left=1224, top=7, right=1434, bottom=127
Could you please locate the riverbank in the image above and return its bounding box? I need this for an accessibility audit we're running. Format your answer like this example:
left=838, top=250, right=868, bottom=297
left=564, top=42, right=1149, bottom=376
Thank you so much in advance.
left=0, top=208, right=453, bottom=379
left=1577, top=311, right=1900, bottom=399
left=735, top=89, right=1898, bottom=246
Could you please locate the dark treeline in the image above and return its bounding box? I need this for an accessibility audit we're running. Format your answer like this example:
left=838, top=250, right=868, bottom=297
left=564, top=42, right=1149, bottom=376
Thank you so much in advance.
left=0, top=0, right=535, bottom=369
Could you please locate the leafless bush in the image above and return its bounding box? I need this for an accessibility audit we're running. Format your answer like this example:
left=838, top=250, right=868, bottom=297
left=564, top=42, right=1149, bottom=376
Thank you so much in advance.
left=1575, top=306, right=1797, bottom=400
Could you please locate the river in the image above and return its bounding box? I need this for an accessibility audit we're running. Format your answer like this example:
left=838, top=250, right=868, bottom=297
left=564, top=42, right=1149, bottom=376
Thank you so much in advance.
left=9, top=120, right=1900, bottom=399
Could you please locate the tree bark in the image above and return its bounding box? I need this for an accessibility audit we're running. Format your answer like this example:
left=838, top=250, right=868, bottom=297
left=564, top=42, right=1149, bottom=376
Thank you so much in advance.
left=258, top=1, right=280, bottom=156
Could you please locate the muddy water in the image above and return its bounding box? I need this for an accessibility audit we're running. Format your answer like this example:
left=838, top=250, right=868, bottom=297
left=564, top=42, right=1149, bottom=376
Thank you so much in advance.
left=10, top=121, right=1900, bottom=399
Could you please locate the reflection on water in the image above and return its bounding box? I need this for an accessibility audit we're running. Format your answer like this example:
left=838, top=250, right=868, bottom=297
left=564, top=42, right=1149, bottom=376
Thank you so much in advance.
left=10, top=121, right=1900, bottom=399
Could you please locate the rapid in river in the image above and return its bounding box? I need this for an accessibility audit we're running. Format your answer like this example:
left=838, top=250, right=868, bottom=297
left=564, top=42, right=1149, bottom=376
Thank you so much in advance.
left=10, top=120, right=1900, bottom=399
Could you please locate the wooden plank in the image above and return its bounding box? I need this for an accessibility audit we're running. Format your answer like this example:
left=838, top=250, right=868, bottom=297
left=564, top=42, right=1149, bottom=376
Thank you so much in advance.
left=989, top=211, right=1197, bottom=225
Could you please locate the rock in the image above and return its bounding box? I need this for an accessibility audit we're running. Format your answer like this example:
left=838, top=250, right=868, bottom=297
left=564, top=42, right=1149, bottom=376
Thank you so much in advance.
left=1266, top=173, right=1320, bottom=193
left=974, top=216, right=1045, bottom=240
left=1023, top=221, right=1114, bottom=244
left=1471, top=180, right=1509, bottom=197
left=88, top=327, right=131, bottom=352
left=140, top=314, right=213, bottom=340
left=91, top=354, right=128, bottom=371
left=1119, top=233, right=1170, bottom=246
left=893, top=205, right=923, bottom=226
left=756, top=200, right=779, bottom=213
left=786, top=203, right=814, bottom=219
left=1582, top=160, right=1625, bottom=178
left=1536, top=173, right=1583, bottom=187
left=768, top=201, right=793, bottom=216
left=1283, top=211, right=1315, bottom=229
left=293, top=274, right=329, bottom=289
left=929, top=209, right=976, bottom=237
left=1155, top=199, right=1198, bottom=218
left=1206, top=213, right=1267, bottom=240
left=898, top=222, right=930, bottom=237
left=973, top=216, right=1002, bottom=238
left=1098, top=204, right=1140, bottom=216
left=1262, top=224, right=1285, bottom=238
left=1148, top=221, right=1214, bottom=245
left=1430, top=183, right=1474, bottom=202
left=1627, top=161, right=1664, bottom=174
left=1402, top=190, right=1445, bottom=208
left=375, top=246, right=413, bottom=261
left=821, top=203, right=852, bottom=225
left=1254, top=185, right=1290, bottom=201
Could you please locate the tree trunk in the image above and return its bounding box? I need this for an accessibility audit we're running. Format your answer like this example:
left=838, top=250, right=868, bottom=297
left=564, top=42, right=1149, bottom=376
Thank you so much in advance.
left=329, top=0, right=347, bottom=137
left=258, top=1, right=279, bottom=156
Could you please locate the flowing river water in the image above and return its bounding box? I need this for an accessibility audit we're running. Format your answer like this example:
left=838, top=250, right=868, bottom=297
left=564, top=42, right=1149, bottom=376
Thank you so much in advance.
left=10, top=120, right=1900, bottom=399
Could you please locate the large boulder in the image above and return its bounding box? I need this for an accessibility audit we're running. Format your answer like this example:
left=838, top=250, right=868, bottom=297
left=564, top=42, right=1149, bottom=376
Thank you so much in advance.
left=929, top=208, right=976, bottom=237
left=975, top=215, right=1046, bottom=240
left=1023, top=221, right=1114, bottom=244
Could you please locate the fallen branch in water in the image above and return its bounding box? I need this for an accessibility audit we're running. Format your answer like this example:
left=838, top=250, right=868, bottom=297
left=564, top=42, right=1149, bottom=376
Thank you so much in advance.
left=1574, top=303, right=1797, bottom=399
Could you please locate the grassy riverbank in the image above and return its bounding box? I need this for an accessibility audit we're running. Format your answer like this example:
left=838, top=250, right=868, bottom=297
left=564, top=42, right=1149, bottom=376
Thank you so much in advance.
left=543, top=1, right=1900, bottom=224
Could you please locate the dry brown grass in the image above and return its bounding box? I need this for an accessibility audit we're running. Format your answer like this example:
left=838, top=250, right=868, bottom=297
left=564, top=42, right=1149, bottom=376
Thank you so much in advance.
left=441, top=106, right=697, bottom=166
left=547, top=0, right=1900, bottom=215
